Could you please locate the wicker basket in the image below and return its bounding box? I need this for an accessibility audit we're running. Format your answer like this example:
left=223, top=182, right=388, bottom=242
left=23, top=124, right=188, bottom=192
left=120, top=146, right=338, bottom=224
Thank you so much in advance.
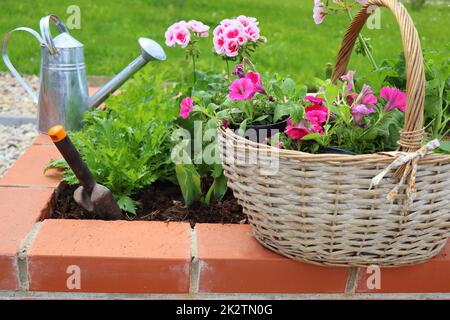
left=218, top=0, right=450, bottom=267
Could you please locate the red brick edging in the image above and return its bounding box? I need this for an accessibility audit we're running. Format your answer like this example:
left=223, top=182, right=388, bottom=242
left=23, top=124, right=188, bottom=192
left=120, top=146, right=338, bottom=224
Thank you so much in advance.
left=1, top=134, right=450, bottom=297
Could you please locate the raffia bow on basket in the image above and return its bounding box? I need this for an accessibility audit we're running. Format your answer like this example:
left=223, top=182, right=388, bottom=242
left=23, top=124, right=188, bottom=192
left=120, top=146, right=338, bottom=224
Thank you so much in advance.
left=218, top=0, right=450, bottom=267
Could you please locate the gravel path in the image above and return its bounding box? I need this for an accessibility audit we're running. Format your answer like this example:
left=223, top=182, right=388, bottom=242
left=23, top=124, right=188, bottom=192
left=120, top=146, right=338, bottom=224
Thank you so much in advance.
left=0, top=72, right=39, bottom=177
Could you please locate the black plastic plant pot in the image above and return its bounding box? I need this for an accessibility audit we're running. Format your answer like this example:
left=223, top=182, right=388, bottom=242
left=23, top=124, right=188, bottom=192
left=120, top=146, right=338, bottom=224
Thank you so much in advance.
left=230, top=118, right=289, bottom=143
left=317, top=147, right=357, bottom=155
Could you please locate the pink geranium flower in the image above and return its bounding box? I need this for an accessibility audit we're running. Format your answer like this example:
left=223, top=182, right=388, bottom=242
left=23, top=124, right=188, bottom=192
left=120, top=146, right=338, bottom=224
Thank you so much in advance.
left=228, top=78, right=256, bottom=100
left=351, top=103, right=375, bottom=127
left=213, top=35, right=225, bottom=54
left=186, top=20, right=210, bottom=37
left=245, top=71, right=265, bottom=94
left=380, top=86, right=406, bottom=112
left=244, top=24, right=260, bottom=42
left=236, top=15, right=258, bottom=27
left=224, top=39, right=239, bottom=57
left=165, top=21, right=191, bottom=48
left=179, top=97, right=193, bottom=119
left=285, top=119, right=310, bottom=140
left=220, top=19, right=237, bottom=28
left=213, top=16, right=261, bottom=57
left=313, top=0, right=326, bottom=24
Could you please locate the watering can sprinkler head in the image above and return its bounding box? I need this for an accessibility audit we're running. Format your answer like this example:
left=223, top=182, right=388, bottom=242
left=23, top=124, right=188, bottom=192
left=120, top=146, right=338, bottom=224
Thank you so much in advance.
left=88, top=37, right=167, bottom=109
left=139, top=37, right=166, bottom=62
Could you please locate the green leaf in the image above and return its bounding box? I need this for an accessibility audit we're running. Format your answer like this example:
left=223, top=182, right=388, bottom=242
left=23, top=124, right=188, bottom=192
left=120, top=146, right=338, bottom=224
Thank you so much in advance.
left=302, top=133, right=322, bottom=141
left=238, top=119, right=248, bottom=136
left=44, top=158, right=67, bottom=173
left=289, top=104, right=305, bottom=124
left=274, top=104, right=291, bottom=122
left=282, top=78, right=296, bottom=96
left=213, top=173, right=228, bottom=200
left=272, top=83, right=284, bottom=100
left=425, top=95, right=442, bottom=117
left=204, top=181, right=215, bottom=205
left=212, top=164, right=223, bottom=178
left=296, top=85, right=308, bottom=100
left=175, top=164, right=202, bottom=206
left=253, top=115, right=269, bottom=123
left=324, top=83, right=339, bottom=106
left=437, top=140, right=450, bottom=153
left=117, top=196, right=137, bottom=214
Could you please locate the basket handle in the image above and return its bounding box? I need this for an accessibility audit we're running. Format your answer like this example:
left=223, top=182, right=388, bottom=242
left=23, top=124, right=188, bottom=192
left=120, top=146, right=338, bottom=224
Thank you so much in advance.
left=331, top=0, right=426, bottom=151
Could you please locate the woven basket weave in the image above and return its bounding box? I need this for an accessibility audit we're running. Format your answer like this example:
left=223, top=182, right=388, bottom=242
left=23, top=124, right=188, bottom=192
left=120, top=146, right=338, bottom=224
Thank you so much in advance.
left=218, top=0, right=450, bottom=267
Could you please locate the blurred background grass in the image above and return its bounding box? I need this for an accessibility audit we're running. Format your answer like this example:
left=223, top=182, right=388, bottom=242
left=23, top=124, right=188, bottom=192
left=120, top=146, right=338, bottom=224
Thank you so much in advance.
left=0, top=0, right=448, bottom=86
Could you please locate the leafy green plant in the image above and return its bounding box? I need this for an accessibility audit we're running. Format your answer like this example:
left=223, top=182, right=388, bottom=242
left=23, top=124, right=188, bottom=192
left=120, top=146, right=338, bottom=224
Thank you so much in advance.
left=45, top=70, right=180, bottom=214
left=369, top=49, right=450, bottom=150
left=269, top=73, right=405, bottom=154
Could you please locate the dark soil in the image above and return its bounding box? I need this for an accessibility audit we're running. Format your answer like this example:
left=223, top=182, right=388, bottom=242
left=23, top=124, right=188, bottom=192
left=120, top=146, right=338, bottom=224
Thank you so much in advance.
left=50, top=181, right=247, bottom=226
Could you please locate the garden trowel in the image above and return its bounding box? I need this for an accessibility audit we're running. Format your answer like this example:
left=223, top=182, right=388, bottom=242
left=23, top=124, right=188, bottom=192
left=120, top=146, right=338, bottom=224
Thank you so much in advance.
left=48, top=125, right=123, bottom=220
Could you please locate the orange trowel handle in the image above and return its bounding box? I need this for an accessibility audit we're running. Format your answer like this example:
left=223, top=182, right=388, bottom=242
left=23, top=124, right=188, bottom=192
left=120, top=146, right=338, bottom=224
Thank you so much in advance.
left=48, top=125, right=97, bottom=193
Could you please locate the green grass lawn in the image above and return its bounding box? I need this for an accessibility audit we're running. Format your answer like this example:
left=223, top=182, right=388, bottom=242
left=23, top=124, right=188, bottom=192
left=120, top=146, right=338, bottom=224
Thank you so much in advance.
left=0, top=0, right=448, bottom=86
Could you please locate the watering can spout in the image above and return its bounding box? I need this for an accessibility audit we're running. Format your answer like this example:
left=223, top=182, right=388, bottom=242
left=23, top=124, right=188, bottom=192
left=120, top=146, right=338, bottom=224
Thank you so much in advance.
left=88, top=37, right=166, bottom=108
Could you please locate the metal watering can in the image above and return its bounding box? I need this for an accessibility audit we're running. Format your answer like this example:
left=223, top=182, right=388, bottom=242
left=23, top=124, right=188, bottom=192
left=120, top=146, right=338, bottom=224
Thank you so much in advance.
left=2, top=15, right=166, bottom=133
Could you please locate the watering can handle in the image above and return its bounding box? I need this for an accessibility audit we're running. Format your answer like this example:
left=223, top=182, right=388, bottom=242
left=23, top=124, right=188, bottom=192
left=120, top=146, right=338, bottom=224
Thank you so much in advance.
left=2, top=27, right=44, bottom=104
left=40, top=15, right=69, bottom=55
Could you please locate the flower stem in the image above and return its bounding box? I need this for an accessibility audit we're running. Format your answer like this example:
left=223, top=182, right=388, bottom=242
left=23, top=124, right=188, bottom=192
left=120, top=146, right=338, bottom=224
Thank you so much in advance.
left=345, top=6, right=378, bottom=70
left=192, top=53, right=196, bottom=84
left=226, top=59, right=231, bottom=80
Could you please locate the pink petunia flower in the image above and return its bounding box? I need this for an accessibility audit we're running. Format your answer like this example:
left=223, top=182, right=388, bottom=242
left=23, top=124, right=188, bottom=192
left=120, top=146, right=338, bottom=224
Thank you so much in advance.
left=380, top=86, right=406, bottom=112
left=347, top=84, right=378, bottom=106
left=360, top=85, right=378, bottom=105
left=179, top=97, right=193, bottom=119
left=340, top=70, right=356, bottom=92
left=304, top=95, right=325, bottom=105
left=351, top=103, right=375, bottom=127
left=340, top=70, right=355, bottom=82
left=186, top=20, right=210, bottom=36
left=245, top=71, right=265, bottom=94
left=228, top=78, right=256, bottom=100
left=313, top=0, right=326, bottom=24
left=285, top=119, right=310, bottom=140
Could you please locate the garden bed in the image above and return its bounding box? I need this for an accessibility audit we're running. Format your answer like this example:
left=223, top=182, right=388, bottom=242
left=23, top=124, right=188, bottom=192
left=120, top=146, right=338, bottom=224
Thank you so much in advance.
left=0, top=134, right=450, bottom=298
left=51, top=181, right=246, bottom=226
